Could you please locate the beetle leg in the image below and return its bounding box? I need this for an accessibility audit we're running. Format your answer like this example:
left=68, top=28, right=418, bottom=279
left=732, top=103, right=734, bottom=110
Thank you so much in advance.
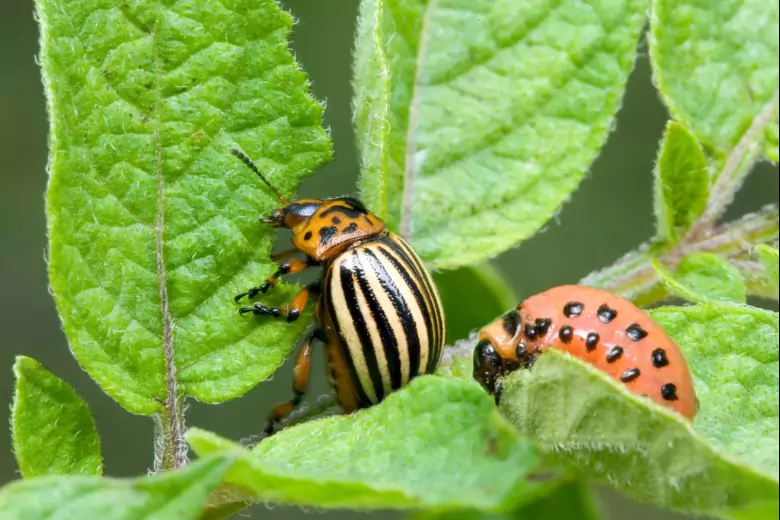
left=234, top=256, right=319, bottom=302
left=239, top=282, right=321, bottom=322
left=264, top=328, right=327, bottom=436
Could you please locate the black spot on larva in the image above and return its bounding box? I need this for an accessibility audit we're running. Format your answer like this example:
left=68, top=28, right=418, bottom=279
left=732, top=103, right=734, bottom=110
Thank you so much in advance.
left=626, top=323, right=648, bottom=341
left=558, top=325, right=573, bottom=344
left=652, top=348, right=669, bottom=368
left=563, top=301, right=584, bottom=318
left=597, top=304, right=617, bottom=323
left=534, top=318, right=551, bottom=335
left=332, top=216, right=342, bottom=224
left=304, top=231, right=312, bottom=241
left=585, top=332, right=599, bottom=351
left=343, top=222, right=358, bottom=233
left=621, top=368, right=641, bottom=383
left=502, top=311, right=522, bottom=336
left=524, top=323, right=538, bottom=340
left=516, top=343, right=527, bottom=358
left=661, top=383, right=678, bottom=401
left=319, top=226, right=338, bottom=246
left=606, top=346, right=624, bottom=363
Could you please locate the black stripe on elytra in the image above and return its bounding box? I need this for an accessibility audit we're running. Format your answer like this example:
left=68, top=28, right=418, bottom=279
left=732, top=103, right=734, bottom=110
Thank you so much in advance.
left=355, top=249, right=404, bottom=391
left=387, top=236, right=442, bottom=369
left=502, top=311, right=522, bottom=336
left=345, top=253, right=387, bottom=402
left=376, top=244, right=428, bottom=377
left=337, top=261, right=383, bottom=405
left=364, top=248, right=421, bottom=388
left=386, top=237, right=441, bottom=373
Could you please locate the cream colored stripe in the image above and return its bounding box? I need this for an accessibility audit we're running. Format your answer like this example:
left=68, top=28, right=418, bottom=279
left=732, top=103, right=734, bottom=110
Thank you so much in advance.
left=378, top=243, right=430, bottom=376
left=329, top=255, right=378, bottom=403
left=352, top=248, right=392, bottom=396
left=391, top=235, right=442, bottom=358
left=365, top=243, right=413, bottom=386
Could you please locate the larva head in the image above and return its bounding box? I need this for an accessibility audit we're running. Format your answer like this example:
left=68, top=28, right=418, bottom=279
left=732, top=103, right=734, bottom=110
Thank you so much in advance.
left=231, top=148, right=386, bottom=261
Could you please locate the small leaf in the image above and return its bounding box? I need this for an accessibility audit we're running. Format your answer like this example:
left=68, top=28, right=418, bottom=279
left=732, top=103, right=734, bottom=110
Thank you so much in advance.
left=649, top=0, right=779, bottom=163
left=653, top=253, right=747, bottom=304
left=11, top=356, right=102, bottom=478
left=493, top=303, right=778, bottom=519
left=188, top=376, right=556, bottom=512
left=653, top=121, right=709, bottom=243
left=37, top=0, right=331, bottom=465
left=0, top=455, right=232, bottom=520
left=434, top=263, right=517, bottom=345
left=353, top=0, right=651, bottom=268
left=410, top=479, right=602, bottom=520
left=756, top=245, right=779, bottom=292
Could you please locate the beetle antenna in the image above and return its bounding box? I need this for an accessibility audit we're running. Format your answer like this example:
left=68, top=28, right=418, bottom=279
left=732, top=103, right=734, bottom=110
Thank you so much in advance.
left=230, top=147, right=288, bottom=205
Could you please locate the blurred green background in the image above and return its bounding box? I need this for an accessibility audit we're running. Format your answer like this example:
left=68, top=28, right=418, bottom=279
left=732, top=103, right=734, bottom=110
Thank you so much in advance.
left=1, top=1, right=777, bottom=519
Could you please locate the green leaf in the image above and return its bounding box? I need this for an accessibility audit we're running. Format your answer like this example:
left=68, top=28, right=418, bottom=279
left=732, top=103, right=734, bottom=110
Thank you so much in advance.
left=409, top=479, right=602, bottom=520
left=11, top=356, right=102, bottom=478
left=653, top=121, right=709, bottom=243
left=652, top=305, right=779, bottom=477
left=653, top=253, right=747, bottom=304
left=494, top=303, right=778, bottom=519
left=0, top=455, right=232, bottom=520
left=353, top=0, right=650, bottom=268
left=434, top=263, right=516, bottom=345
left=38, top=0, right=331, bottom=464
left=756, top=245, right=779, bottom=292
left=188, top=376, right=557, bottom=512
left=649, top=0, right=779, bottom=163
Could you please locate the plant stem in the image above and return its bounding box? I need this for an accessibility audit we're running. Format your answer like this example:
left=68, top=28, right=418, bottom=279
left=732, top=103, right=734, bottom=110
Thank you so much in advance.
left=580, top=205, right=779, bottom=305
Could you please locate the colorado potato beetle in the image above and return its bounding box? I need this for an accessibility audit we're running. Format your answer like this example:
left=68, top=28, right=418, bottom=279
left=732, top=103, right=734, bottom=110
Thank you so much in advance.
left=473, top=285, right=698, bottom=419
left=231, top=148, right=446, bottom=434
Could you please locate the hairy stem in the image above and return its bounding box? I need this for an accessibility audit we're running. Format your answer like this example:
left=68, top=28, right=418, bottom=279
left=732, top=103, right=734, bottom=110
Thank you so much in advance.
left=580, top=205, right=779, bottom=305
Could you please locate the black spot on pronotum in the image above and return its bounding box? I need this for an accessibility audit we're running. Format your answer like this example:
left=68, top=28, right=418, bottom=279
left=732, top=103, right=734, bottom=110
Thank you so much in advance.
left=621, top=368, right=641, bottom=382
left=585, top=332, right=599, bottom=351
left=626, top=323, right=648, bottom=341
left=661, top=383, right=678, bottom=401
left=319, top=226, right=338, bottom=246
left=502, top=311, right=522, bottom=336
left=652, top=348, right=669, bottom=368
left=597, top=304, right=617, bottom=323
left=332, top=216, right=342, bottom=224
left=563, top=301, right=584, bottom=318
left=606, top=346, right=624, bottom=363
left=343, top=223, right=358, bottom=233
left=558, top=325, right=573, bottom=344
left=534, top=318, right=551, bottom=335
left=303, top=231, right=312, bottom=241
left=364, top=216, right=374, bottom=225
left=524, top=323, right=538, bottom=340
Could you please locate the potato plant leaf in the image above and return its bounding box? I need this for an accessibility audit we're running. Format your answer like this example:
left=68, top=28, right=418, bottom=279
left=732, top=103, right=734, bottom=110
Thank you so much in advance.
left=653, top=253, right=747, bottom=304
left=353, top=0, right=650, bottom=268
left=188, top=376, right=557, bottom=512
left=755, top=245, right=779, bottom=294
left=653, top=121, right=710, bottom=243
left=0, top=455, right=232, bottom=520
left=11, top=356, right=102, bottom=478
left=37, top=0, right=331, bottom=466
left=409, top=479, right=602, bottom=520
left=491, top=303, right=778, bottom=519
left=650, top=0, right=779, bottom=163
left=434, top=263, right=517, bottom=345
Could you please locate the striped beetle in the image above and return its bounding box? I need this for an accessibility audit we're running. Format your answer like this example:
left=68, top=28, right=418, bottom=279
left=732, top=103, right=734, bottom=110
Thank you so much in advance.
left=231, top=148, right=446, bottom=435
